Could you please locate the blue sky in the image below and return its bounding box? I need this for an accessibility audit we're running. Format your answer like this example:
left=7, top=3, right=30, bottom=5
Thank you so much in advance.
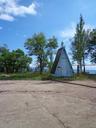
left=0, top=0, right=96, bottom=53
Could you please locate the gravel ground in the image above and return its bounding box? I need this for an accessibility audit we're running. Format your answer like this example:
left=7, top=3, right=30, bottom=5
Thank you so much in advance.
left=0, top=80, right=96, bottom=128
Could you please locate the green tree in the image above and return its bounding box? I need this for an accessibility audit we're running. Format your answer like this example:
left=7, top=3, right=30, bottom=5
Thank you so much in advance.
left=11, top=49, right=32, bottom=73
left=0, top=46, right=32, bottom=73
left=87, top=29, right=96, bottom=63
left=25, top=33, right=47, bottom=74
left=46, top=36, right=58, bottom=70
left=72, top=15, right=88, bottom=73
left=0, top=45, right=10, bottom=73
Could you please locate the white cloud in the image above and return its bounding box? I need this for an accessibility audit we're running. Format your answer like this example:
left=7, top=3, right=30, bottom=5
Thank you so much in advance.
left=0, top=0, right=38, bottom=21
left=60, top=23, right=76, bottom=39
left=0, top=26, right=3, bottom=30
left=60, top=22, right=94, bottom=39
left=0, top=14, right=14, bottom=21
left=23, top=34, right=27, bottom=38
left=84, top=24, right=94, bottom=30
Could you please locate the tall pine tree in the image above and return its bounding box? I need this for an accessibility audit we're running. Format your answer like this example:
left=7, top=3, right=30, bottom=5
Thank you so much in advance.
left=72, top=15, right=87, bottom=73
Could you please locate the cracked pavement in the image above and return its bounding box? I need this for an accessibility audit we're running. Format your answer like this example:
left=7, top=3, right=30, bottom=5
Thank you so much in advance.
left=0, top=80, right=96, bottom=128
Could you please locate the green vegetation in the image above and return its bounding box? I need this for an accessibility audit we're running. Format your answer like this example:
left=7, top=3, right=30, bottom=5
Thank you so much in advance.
left=47, top=73, right=96, bottom=81
left=88, top=29, right=96, bottom=63
left=71, top=15, right=89, bottom=73
left=25, top=33, right=58, bottom=74
left=46, top=36, right=58, bottom=71
left=71, top=15, right=96, bottom=74
left=25, top=33, right=47, bottom=74
left=0, top=45, right=32, bottom=73
left=74, top=73, right=96, bottom=80
left=0, top=72, right=50, bottom=80
left=0, top=72, right=96, bottom=81
left=0, top=15, right=96, bottom=80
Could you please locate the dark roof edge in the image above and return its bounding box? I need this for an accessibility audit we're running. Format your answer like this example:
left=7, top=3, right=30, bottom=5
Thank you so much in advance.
left=51, top=48, right=62, bottom=74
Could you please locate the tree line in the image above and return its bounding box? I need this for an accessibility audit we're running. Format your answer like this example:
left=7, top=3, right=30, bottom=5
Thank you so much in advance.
left=0, top=35, right=58, bottom=74
left=72, top=15, right=96, bottom=74
left=0, top=46, right=32, bottom=73
left=0, top=15, right=96, bottom=74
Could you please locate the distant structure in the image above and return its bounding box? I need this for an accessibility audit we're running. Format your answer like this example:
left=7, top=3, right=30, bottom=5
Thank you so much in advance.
left=51, top=46, right=74, bottom=77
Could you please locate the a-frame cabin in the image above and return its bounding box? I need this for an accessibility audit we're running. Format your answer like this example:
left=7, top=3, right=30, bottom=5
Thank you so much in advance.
left=51, top=46, right=74, bottom=77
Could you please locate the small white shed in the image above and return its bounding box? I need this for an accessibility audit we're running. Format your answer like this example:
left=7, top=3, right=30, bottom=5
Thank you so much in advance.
left=51, top=46, right=74, bottom=77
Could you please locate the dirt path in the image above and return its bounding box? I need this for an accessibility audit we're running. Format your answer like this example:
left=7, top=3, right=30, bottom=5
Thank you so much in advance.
left=0, top=80, right=96, bottom=128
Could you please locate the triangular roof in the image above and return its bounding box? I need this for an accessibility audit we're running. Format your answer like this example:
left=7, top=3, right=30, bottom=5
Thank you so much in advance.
left=51, top=47, right=74, bottom=74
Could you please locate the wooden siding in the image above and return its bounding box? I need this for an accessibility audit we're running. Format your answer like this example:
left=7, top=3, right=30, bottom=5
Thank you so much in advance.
left=54, top=48, right=74, bottom=77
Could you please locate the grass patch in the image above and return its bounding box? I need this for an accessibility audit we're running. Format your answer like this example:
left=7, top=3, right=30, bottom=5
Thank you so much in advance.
left=42, top=73, right=96, bottom=81
left=0, top=72, right=44, bottom=80
left=0, top=72, right=53, bottom=80
left=0, top=72, right=95, bottom=81
left=73, top=73, right=96, bottom=81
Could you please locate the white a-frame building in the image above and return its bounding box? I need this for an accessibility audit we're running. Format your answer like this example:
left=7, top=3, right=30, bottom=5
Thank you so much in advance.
left=51, top=46, right=74, bottom=77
